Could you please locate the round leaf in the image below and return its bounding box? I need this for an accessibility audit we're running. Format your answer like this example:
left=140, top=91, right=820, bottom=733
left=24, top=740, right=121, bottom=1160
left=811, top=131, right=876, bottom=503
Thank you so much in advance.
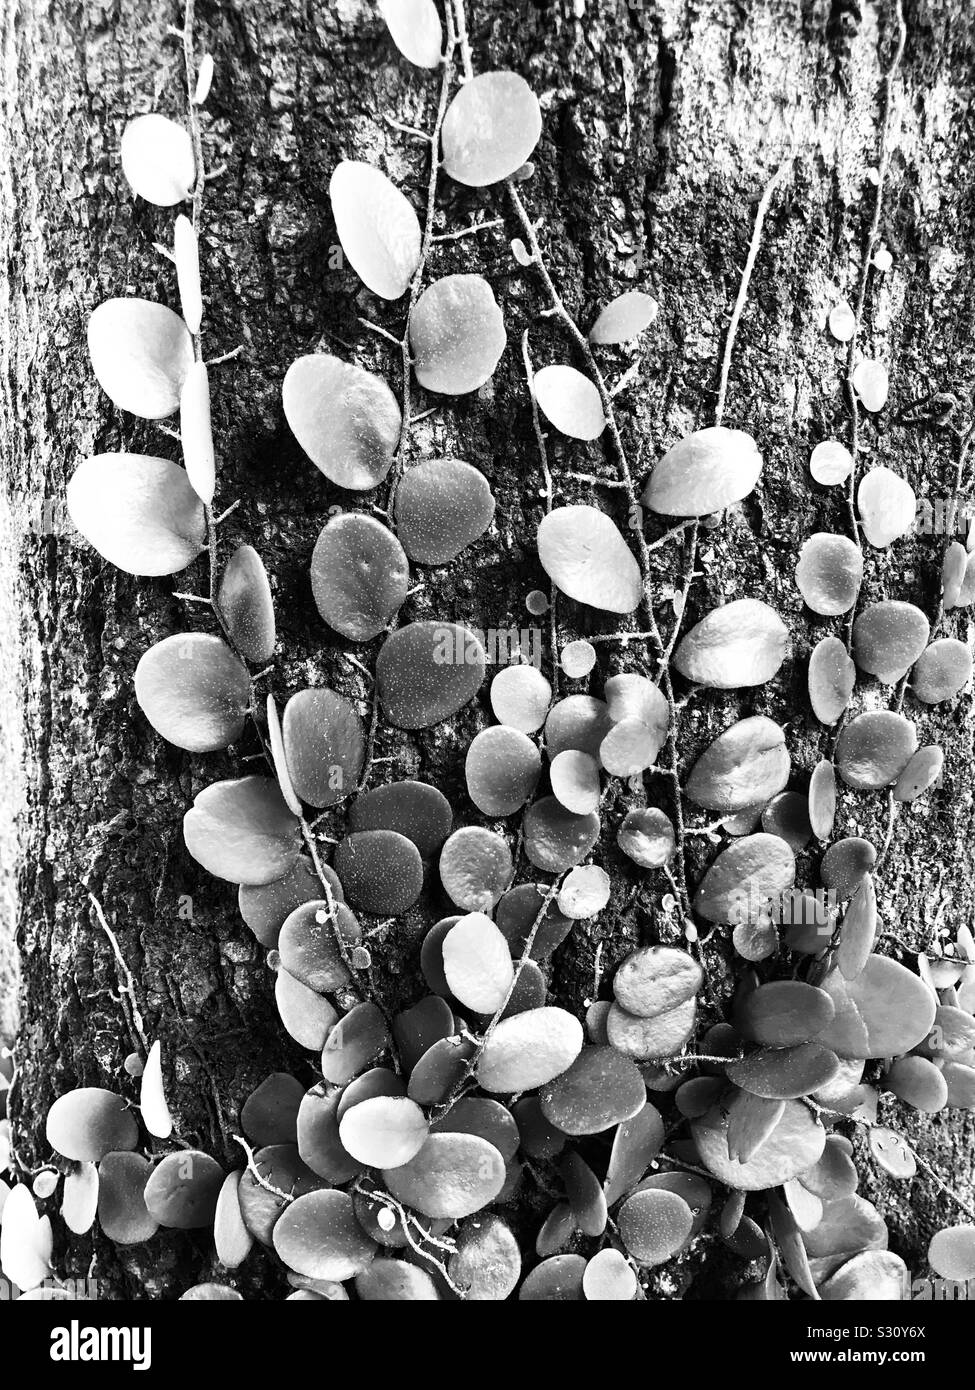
left=96, top=1153, right=158, bottom=1244
left=539, top=1046, right=645, bottom=1135
left=674, top=599, right=789, bottom=689
left=441, top=71, right=542, bottom=186
left=795, top=533, right=863, bottom=616
left=442, top=912, right=514, bottom=1012
left=120, top=114, right=194, bottom=206
left=46, top=1089, right=137, bottom=1162
left=329, top=160, right=420, bottom=299
left=278, top=899, right=359, bottom=993
left=550, top=749, right=601, bottom=815
left=928, top=1225, right=975, bottom=1282
left=272, top=1190, right=376, bottom=1280
left=275, top=970, right=339, bottom=1051
left=134, top=632, right=249, bottom=752
left=533, top=364, right=605, bottom=440
left=183, top=776, right=301, bottom=885
left=606, top=998, right=696, bottom=1059
left=241, top=1073, right=304, bottom=1148
left=808, top=636, right=856, bottom=725
left=835, top=711, right=918, bottom=790
left=67, top=453, right=205, bottom=576
left=822, top=838, right=876, bottom=900
left=693, top=833, right=796, bottom=925
left=334, top=830, right=423, bottom=915
left=810, top=439, right=853, bottom=486
left=283, top=354, right=400, bottom=490
left=321, top=1001, right=391, bottom=1084
left=762, top=791, right=812, bottom=851
left=852, top=358, right=889, bottom=412
left=88, top=299, right=193, bottom=418
left=818, top=956, right=937, bottom=1059
left=912, top=638, right=973, bottom=704
left=466, top=726, right=541, bottom=815
left=617, top=807, right=675, bottom=867
left=557, top=864, right=610, bottom=919
left=727, top=1043, right=840, bottom=1100
left=349, top=780, right=451, bottom=858
left=439, top=826, right=512, bottom=912
left=894, top=746, right=943, bottom=803
left=356, top=1259, right=439, bottom=1300
left=821, top=1250, right=909, bottom=1300
left=377, top=621, right=486, bottom=728
left=613, top=945, right=702, bottom=1019
left=382, top=1133, right=506, bottom=1218
left=537, top=506, right=643, bottom=613
left=545, top=695, right=613, bottom=757
left=338, top=1096, right=428, bottom=1169
left=519, top=1254, right=587, bottom=1301
left=853, top=601, right=929, bottom=683
left=395, top=458, right=495, bottom=565
left=449, top=1214, right=522, bottom=1301
left=589, top=290, right=658, bottom=345
left=523, top=796, right=600, bottom=872
left=410, top=274, right=506, bottom=393
left=490, top=665, right=551, bottom=733
left=282, top=688, right=365, bottom=809
left=238, top=1143, right=327, bottom=1245
left=379, top=0, right=443, bottom=66
left=477, top=1007, right=583, bottom=1093
left=495, top=883, right=573, bottom=959
left=735, top=981, right=835, bottom=1047
left=297, top=1090, right=365, bottom=1184
left=618, top=1188, right=693, bottom=1264
left=692, top=1099, right=826, bottom=1191
left=144, top=1150, right=223, bottom=1229
left=857, top=466, right=916, bottom=548
left=218, top=544, right=276, bottom=662
left=685, top=716, right=789, bottom=814
left=642, top=426, right=762, bottom=517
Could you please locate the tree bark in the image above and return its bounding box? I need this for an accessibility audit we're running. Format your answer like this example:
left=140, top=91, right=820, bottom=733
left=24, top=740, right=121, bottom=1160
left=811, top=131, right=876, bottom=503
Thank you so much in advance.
left=2, top=0, right=974, bottom=1299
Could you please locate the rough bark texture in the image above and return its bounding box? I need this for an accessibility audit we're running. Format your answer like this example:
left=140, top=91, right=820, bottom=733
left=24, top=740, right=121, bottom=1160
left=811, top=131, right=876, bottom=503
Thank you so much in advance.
left=2, top=0, right=974, bottom=1299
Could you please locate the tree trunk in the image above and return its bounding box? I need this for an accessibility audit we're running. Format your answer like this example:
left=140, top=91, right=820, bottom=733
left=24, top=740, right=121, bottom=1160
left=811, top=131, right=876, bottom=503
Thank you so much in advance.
left=2, top=0, right=973, bottom=1300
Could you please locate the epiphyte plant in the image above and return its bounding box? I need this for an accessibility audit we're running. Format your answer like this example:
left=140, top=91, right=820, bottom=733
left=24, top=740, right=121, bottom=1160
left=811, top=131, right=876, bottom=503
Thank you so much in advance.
left=4, top=0, right=975, bottom=1308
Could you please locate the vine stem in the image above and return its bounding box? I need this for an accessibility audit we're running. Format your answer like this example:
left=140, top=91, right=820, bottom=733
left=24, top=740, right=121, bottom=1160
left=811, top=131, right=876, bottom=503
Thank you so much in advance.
left=452, top=0, right=474, bottom=81
left=663, top=157, right=792, bottom=672
left=388, top=1, right=458, bottom=506
left=232, top=1134, right=296, bottom=1203
left=505, top=175, right=696, bottom=923
left=910, top=1145, right=975, bottom=1224
left=862, top=1122, right=975, bottom=1225
left=714, top=160, right=793, bottom=430
left=352, top=1177, right=465, bottom=1294
left=89, top=893, right=150, bottom=1053
left=932, top=411, right=975, bottom=634
left=831, top=2, right=907, bottom=863
left=521, top=330, right=559, bottom=698
left=353, top=5, right=459, bottom=796
left=433, top=877, right=566, bottom=1121
left=841, top=0, right=907, bottom=651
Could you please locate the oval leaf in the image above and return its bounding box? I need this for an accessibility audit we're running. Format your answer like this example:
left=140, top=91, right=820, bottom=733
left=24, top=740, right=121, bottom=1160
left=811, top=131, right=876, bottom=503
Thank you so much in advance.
left=283, top=354, right=400, bottom=490
left=537, top=506, right=643, bottom=614
left=674, top=599, right=789, bottom=689
left=67, top=453, right=205, bottom=576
